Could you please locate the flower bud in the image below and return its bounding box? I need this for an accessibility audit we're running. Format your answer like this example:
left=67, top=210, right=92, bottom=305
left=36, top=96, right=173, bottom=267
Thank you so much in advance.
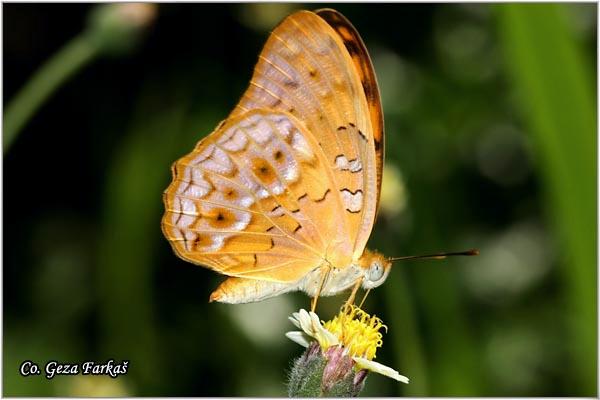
left=287, top=342, right=367, bottom=397
left=287, top=342, right=326, bottom=397
left=85, top=4, right=157, bottom=55
left=322, top=346, right=366, bottom=397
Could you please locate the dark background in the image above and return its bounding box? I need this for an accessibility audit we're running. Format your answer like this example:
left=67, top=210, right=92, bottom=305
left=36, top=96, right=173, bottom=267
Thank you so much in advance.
left=3, top=3, right=597, bottom=396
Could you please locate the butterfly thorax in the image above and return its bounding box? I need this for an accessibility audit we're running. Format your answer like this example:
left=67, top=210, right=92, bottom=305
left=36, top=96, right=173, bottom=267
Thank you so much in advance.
left=299, top=248, right=392, bottom=297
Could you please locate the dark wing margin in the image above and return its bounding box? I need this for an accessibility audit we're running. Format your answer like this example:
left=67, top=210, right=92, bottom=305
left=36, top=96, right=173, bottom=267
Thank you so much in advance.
left=315, top=8, right=385, bottom=217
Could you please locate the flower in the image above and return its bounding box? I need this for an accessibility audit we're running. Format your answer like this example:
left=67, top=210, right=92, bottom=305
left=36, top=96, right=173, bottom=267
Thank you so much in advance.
left=286, top=305, right=409, bottom=384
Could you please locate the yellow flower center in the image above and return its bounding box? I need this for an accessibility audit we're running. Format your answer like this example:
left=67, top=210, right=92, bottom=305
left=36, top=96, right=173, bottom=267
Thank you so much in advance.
left=323, top=305, right=387, bottom=360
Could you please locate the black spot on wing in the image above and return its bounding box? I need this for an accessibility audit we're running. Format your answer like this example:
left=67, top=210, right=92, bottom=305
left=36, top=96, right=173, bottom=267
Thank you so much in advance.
left=358, top=129, right=367, bottom=142
left=336, top=123, right=367, bottom=142
left=192, top=234, right=208, bottom=251
left=374, top=138, right=383, bottom=151
left=270, top=205, right=285, bottom=217
left=341, top=188, right=363, bottom=195
left=361, top=78, right=378, bottom=105
left=315, top=188, right=331, bottom=203
left=298, top=193, right=308, bottom=201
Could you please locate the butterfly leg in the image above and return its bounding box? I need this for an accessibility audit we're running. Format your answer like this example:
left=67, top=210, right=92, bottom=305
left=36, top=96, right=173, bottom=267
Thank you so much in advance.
left=358, top=288, right=371, bottom=308
left=311, top=265, right=331, bottom=313
left=310, top=296, right=318, bottom=313
left=344, top=278, right=363, bottom=308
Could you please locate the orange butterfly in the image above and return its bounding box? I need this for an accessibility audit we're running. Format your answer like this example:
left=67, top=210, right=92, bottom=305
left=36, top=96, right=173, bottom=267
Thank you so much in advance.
left=162, top=9, right=476, bottom=307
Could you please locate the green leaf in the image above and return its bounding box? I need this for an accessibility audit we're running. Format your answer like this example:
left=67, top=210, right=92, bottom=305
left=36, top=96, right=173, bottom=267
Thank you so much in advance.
left=497, top=4, right=596, bottom=395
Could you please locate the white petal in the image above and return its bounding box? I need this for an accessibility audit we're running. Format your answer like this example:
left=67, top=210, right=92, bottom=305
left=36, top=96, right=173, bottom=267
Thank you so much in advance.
left=296, top=309, right=315, bottom=335
left=308, top=311, right=339, bottom=348
left=308, top=312, right=325, bottom=335
left=321, top=330, right=340, bottom=348
left=352, top=357, right=410, bottom=384
left=285, top=331, right=311, bottom=348
left=288, top=315, right=301, bottom=329
left=288, top=309, right=340, bottom=350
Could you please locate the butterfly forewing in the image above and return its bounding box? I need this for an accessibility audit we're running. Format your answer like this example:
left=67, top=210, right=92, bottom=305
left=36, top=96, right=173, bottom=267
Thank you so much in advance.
left=228, top=10, right=381, bottom=260
left=316, top=8, right=385, bottom=217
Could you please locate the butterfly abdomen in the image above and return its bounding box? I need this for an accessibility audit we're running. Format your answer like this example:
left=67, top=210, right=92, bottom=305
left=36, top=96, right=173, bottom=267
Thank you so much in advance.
left=210, top=276, right=297, bottom=304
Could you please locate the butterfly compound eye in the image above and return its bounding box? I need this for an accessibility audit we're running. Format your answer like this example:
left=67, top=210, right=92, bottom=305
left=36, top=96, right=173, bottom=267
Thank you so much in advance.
left=368, top=261, right=384, bottom=282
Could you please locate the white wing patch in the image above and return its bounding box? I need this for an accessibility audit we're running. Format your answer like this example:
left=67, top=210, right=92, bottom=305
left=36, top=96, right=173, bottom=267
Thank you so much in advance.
left=218, top=128, right=249, bottom=152
left=335, top=154, right=362, bottom=173
left=340, top=189, right=363, bottom=213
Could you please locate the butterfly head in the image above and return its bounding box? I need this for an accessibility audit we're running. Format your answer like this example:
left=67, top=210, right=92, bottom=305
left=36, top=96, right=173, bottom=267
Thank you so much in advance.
left=359, top=249, right=393, bottom=289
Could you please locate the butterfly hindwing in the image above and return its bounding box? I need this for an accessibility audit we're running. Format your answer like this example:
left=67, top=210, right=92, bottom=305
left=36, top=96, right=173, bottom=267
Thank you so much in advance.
left=162, top=110, right=354, bottom=283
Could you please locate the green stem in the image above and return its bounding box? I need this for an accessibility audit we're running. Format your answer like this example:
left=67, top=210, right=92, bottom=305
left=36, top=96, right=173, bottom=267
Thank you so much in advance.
left=4, top=34, right=98, bottom=152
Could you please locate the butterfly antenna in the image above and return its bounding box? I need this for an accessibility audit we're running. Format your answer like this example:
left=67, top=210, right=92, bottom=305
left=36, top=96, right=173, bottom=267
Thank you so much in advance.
left=389, top=248, right=479, bottom=263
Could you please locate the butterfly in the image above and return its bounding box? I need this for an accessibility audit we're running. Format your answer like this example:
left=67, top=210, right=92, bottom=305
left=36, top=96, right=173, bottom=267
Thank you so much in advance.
left=162, top=9, right=395, bottom=306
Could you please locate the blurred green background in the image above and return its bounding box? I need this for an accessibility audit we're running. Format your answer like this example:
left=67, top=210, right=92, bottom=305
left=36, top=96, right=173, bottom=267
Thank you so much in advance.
left=3, top=3, right=596, bottom=396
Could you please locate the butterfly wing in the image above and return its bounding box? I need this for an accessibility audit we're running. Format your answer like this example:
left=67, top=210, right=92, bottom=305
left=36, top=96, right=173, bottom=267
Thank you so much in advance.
left=228, top=10, right=383, bottom=261
left=162, top=109, right=352, bottom=283
left=315, top=8, right=384, bottom=217
left=162, top=9, right=384, bottom=300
